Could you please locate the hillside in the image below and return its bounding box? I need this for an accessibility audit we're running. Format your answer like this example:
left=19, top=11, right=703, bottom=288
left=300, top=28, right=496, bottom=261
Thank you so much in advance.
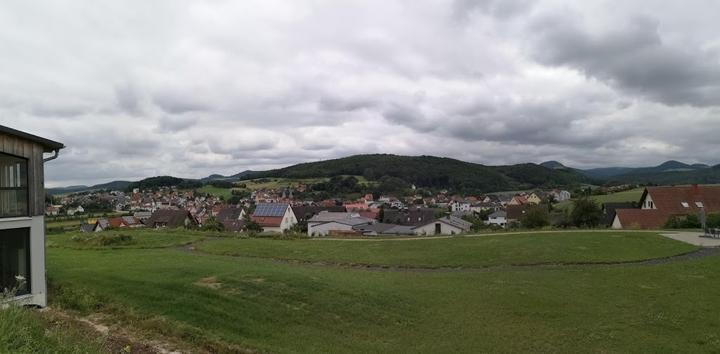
left=47, top=180, right=132, bottom=195
left=239, top=154, right=592, bottom=193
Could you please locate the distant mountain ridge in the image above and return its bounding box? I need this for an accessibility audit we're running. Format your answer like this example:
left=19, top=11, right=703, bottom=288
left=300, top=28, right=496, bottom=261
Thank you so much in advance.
left=540, top=160, right=718, bottom=185
left=50, top=156, right=720, bottom=195
left=240, top=154, right=592, bottom=194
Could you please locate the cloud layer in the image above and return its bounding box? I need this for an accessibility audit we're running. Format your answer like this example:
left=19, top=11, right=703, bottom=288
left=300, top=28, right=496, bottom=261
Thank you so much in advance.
left=1, top=0, right=718, bottom=186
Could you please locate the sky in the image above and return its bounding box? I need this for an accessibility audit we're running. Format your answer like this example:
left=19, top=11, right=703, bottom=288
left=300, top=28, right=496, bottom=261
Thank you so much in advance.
left=1, top=0, right=719, bottom=187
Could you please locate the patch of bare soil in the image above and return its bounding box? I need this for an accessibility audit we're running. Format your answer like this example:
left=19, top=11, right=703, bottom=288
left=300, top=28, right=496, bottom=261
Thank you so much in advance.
left=194, top=276, right=222, bottom=290
left=41, top=307, right=189, bottom=354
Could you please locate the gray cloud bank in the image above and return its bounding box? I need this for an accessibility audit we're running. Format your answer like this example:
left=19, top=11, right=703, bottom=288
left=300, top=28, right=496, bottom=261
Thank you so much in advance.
left=0, top=0, right=718, bottom=187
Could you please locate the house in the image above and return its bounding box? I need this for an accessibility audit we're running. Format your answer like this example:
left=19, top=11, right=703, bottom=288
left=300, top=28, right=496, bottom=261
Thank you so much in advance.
left=66, top=205, right=85, bottom=216
left=0, top=125, right=64, bottom=307
left=506, top=204, right=531, bottom=223
left=526, top=193, right=543, bottom=205
left=612, top=185, right=720, bottom=229
left=552, top=190, right=571, bottom=202
left=601, top=202, right=636, bottom=226
left=216, top=206, right=246, bottom=232
left=412, top=216, right=472, bottom=235
left=487, top=210, right=507, bottom=228
left=45, top=205, right=60, bottom=216
left=450, top=201, right=471, bottom=213
left=507, top=195, right=528, bottom=206
left=307, top=212, right=375, bottom=237
left=383, top=208, right=436, bottom=226
left=145, top=210, right=198, bottom=229
left=291, top=205, right=347, bottom=223
left=79, top=223, right=96, bottom=233
left=251, top=203, right=297, bottom=233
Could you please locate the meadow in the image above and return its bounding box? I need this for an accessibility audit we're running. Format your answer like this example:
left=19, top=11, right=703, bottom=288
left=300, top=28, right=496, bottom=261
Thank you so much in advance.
left=13, top=228, right=715, bottom=353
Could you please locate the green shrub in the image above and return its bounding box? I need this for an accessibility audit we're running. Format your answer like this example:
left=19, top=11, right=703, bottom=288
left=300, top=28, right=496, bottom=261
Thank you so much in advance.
left=664, top=214, right=701, bottom=229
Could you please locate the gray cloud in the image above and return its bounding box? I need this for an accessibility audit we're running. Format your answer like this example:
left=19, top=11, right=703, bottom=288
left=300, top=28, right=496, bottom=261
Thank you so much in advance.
left=0, top=0, right=718, bottom=187
left=529, top=14, right=720, bottom=106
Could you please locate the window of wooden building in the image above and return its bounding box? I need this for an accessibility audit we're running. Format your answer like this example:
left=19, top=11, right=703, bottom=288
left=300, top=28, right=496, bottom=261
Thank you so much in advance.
left=0, top=153, right=28, bottom=218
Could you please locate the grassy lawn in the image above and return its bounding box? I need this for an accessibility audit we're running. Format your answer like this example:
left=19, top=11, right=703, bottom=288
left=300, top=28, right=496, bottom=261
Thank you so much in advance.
left=47, top=230, right=205, bottom=250
left=0, top=306, right=105, bottom=353
left=196, top=185, right=235, bottom=199
left=196, top=232, right=698, bottom=268
left=43, top=229, right=720, bottom=353
left=590, top=188, right=645, bottom=204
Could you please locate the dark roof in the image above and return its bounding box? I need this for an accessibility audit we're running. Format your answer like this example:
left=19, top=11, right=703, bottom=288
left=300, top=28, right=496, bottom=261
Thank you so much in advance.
left=506, top=204, right=531, bottom=221
left=217, top=207, right=243, bottom=222
left=253, top=203, right=289, bottom=217
left=146, top=209, right=196, bottom=228
left=0, top=125, right=65, bottom=152
left=602, top=202, right=636, bottom=225
left=383, top=208, right=435, bottom=226
left=221, top=219, right=246, bottom=232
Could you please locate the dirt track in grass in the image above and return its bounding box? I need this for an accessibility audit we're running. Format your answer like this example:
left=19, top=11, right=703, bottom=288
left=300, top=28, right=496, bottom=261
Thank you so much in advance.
left=180, top=238, right=720, bottom=273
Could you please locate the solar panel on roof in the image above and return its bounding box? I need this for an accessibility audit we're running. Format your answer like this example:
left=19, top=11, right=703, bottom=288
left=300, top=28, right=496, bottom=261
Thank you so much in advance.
left=254, top=203, right=287, bottom=217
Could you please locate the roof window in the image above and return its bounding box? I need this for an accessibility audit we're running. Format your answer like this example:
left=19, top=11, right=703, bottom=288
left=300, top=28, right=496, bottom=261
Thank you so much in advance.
left=681, top=202, right=689, bottom=208
left=695, top=202, right=704, bottom=208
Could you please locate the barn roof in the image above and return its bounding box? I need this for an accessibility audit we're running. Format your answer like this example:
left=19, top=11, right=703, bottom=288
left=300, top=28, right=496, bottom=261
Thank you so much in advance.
left=0, top=125, right=65, bottom=152
left=643, top=185, right=720, bottom=214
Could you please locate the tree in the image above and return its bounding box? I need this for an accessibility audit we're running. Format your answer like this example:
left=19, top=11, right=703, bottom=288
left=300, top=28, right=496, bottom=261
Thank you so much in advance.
left=201, top=217, right=224, bottom=232
left=520, top=206, right=550, bottom=229
left=243, top=213, right=263, bottom=233
left=571, top=198, right=602, bottom=228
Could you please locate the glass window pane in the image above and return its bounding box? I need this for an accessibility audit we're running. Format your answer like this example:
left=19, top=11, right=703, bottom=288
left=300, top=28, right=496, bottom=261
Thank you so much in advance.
left=0, top=228, right=31, bottom=296
left=0, top=154, right=28, bottom=218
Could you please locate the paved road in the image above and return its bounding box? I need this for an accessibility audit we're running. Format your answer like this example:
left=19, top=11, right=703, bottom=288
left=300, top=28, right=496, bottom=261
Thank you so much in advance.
left=661, top=231, right=720, bottom=247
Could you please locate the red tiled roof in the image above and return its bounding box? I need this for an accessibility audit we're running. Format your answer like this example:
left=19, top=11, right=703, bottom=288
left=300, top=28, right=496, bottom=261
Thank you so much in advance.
left=251, top=216, right=283, bottom=227
left=644, top=186, right=720, bottom=215
left=614, top=209, right=671, bottom=230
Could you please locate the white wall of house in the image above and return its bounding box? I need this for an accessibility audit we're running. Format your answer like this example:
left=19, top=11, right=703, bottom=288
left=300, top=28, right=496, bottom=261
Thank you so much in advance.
left=413, top=221, right=464, bottom=236
left=487, top=216, right=507, bottom=227
left=280, top=207, right=297, bottom=232
left=1, top=216, right=47, bottom=307
left=642, top=194, right=656, bottom=209
left=611, top=215, right=623, bottom=229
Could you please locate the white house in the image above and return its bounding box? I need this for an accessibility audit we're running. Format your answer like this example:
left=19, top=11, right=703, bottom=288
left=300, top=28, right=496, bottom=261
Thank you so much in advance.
left=251, top=203, right=297, bottom=233
left=450, top=201, right=471, bottom=213
left=0, top=125, right=64, bottom=307
left=412, top=216, right=472, bottom=236
left=486, top=210, right=507, bottom=228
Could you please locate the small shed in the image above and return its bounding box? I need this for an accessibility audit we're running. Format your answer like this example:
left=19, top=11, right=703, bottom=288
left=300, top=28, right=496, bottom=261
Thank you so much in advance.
left=0, top=125, right=63, bottom=307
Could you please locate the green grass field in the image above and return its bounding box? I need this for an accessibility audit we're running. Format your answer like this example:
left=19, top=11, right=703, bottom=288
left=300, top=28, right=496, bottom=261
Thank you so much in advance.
left=37, top=229, right=720, bottom=352
left=590, top=188, right=645, bottom=204
left=196, top=185, right=236, bottom=199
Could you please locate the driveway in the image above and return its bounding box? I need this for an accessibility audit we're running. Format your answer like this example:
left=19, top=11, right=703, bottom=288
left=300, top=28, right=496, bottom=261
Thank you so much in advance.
left=661, top=231, right=720, bottom=247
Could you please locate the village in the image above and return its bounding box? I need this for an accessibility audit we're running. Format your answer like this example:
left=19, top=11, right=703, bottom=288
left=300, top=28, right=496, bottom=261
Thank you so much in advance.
left=46, top=184, right=579, bottom=236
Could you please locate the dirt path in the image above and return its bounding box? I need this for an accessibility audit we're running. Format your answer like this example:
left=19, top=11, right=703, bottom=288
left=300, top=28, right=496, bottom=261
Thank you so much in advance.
left=313, top=229, right=664, bottom=242
left=41, top=307, right=185, bottom=354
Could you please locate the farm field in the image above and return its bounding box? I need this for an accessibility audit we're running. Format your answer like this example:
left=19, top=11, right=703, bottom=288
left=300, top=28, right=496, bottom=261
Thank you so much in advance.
left=38, top=229, right=720, bottom=353
left=590, top=187, right=645, bottom=204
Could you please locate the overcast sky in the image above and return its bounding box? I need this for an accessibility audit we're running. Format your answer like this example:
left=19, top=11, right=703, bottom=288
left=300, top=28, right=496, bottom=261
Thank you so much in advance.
left=2, top=0, right=720, bottom=187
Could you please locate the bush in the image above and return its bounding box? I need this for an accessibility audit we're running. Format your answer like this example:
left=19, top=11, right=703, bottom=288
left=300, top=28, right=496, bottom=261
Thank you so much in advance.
left=571, top=198, right=602, bottom=228
left=664, top=214, right=701, bottom=229
left=520, top=206, right=550, bottom=229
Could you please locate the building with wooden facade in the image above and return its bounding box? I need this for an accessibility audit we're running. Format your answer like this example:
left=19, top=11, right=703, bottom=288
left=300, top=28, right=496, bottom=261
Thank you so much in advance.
left=0, top=125, right=63, bottom=307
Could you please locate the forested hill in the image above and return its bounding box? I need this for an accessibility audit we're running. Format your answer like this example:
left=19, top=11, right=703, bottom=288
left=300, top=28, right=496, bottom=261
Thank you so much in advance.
left=240, top=154, right=592, bottom=193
